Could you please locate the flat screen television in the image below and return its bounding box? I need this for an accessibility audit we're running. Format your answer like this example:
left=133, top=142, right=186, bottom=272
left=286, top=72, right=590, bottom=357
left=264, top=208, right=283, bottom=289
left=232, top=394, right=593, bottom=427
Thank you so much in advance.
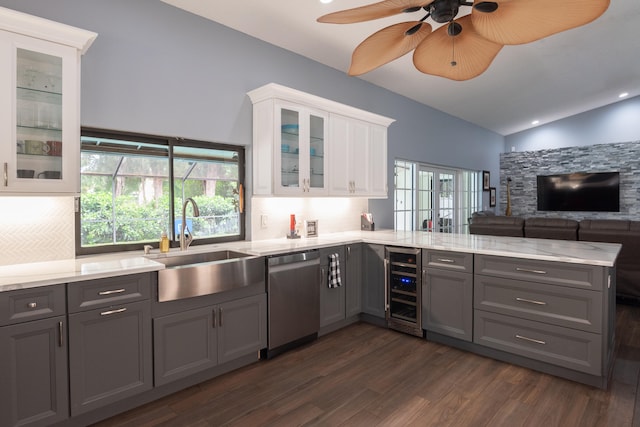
left=536, top=172, right=620, bottom=212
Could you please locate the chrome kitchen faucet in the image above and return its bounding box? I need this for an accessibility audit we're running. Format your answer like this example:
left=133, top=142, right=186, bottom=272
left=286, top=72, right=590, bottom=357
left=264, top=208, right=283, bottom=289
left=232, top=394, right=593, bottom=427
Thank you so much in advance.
left=180, top=197, right=200, bottom=251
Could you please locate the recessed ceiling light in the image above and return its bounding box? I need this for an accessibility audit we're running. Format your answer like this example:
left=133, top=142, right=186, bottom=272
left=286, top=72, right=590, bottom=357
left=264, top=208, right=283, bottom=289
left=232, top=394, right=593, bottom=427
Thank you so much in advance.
left=320, top=0, right=333, bottom=3
left=531, top=120, right=540, bottom=125
left=619, top=92, right=629, bottom=98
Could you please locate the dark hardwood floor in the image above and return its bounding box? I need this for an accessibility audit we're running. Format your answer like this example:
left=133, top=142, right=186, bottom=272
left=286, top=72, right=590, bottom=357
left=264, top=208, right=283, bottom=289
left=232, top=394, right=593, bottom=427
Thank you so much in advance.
left=94, top=304, right=640, bottom=427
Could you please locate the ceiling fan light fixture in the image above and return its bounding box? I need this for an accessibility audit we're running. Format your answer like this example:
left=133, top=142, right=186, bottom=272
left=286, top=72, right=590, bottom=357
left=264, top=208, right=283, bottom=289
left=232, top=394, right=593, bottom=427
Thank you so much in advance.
left=406, top=22, right=424, bottom=36
left=448, top=21, right=462, bottom=36
left=473, top=1, right=498, bottom=13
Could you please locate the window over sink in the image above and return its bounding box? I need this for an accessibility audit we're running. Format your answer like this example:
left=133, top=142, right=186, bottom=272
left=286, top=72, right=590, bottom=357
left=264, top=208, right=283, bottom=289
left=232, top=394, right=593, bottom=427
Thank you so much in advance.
left=76, top=128, right=245, bottom=255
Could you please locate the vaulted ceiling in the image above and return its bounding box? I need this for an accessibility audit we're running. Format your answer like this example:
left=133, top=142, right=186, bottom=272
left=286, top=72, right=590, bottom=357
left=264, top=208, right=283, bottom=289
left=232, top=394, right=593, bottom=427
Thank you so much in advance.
left=162, top=0, right=639, bottom=136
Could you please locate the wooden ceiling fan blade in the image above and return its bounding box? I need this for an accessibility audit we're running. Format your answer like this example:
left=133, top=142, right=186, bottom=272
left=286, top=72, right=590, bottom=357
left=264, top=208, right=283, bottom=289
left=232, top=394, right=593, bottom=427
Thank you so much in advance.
left=318, top=0, right=427, bottom=24
left=471, top=0, right=610, bottom=45
left=349, top=21, right=432, bottom=75
left=413, top=16, right=502, bottom=81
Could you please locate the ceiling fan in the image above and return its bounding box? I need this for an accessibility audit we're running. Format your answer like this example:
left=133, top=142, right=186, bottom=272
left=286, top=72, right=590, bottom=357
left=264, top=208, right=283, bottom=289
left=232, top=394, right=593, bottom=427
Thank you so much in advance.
left=317, top=0, right=610, bottom=81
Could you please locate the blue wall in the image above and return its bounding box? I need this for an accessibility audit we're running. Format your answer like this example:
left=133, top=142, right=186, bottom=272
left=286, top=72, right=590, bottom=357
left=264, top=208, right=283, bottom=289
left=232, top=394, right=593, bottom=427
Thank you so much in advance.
left=505, top=95, right=640, bottom=152
left=1, top=0, right=504, bottom=229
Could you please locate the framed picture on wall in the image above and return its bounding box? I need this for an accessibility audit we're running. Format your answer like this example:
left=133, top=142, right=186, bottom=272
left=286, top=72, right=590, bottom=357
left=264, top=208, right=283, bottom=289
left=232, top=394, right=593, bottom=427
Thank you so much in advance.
left=489, top=187, right=496, bottom=207
left=483, top=171, right=490, bottom=191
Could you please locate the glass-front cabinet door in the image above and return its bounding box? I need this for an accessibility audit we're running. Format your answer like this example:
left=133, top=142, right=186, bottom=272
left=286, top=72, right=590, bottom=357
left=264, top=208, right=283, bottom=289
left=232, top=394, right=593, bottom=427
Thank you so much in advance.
left=274, top=101, right=328, bottom=196
left=0, top=31, right=81, bottom=194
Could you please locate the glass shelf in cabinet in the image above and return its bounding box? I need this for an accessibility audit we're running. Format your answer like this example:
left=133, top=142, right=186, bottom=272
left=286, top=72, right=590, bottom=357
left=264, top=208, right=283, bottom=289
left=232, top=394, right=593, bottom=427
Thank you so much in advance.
left=17, top=124, right=62, bottom=132
left=17, top=152, right=62, bottom=158
left=17, top=85, right=63, bottom=97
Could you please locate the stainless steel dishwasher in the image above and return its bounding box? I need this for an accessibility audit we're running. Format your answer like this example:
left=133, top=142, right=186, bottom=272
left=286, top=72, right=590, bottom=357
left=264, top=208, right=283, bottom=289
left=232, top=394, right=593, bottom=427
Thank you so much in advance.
left=262, top=250, right=320, bottom=359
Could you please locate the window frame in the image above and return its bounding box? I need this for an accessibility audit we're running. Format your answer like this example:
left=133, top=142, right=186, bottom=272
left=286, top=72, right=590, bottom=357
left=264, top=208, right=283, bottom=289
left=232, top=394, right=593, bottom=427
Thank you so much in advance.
left=75, top=127, right=245, bottom=256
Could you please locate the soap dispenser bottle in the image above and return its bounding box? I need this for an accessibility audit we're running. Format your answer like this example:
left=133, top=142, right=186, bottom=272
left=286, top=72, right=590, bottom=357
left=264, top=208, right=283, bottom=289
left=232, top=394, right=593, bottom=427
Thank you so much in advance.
left=159, top=231, right=169, bottom=253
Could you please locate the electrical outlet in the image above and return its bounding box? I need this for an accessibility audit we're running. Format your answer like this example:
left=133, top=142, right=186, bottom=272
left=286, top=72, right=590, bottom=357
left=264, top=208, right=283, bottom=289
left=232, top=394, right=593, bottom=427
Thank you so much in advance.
left=260, top=214, right=268, bottom=228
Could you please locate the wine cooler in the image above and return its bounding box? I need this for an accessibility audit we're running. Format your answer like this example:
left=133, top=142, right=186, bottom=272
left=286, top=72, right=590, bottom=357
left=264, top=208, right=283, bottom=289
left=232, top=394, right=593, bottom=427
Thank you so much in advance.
left=385, top=247, right=422, bottom=337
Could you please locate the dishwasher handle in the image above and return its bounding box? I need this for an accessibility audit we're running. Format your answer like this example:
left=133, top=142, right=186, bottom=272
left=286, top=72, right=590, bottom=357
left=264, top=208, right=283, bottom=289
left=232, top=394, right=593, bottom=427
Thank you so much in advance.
left=267, top=250, right=319, bottom=267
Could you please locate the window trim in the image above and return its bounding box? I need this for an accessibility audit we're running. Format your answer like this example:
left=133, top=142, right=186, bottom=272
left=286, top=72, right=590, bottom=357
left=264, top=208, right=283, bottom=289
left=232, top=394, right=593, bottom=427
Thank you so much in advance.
left=76, top=127, right=245, bottom=256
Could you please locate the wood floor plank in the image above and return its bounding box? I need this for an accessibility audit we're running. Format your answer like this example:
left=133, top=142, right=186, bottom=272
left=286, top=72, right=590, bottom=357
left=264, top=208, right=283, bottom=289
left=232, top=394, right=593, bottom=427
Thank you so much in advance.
left=92, top=304, right=640, bottom=427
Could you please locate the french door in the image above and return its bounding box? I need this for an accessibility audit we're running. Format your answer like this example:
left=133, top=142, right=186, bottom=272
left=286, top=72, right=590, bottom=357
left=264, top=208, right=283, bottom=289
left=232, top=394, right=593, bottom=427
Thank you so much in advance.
left=418, top=167, right=455, bottom=233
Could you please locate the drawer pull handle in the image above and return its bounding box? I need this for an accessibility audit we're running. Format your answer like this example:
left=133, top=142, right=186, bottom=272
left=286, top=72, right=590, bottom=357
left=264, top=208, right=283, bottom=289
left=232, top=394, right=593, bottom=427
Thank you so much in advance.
left=437, top=258, right=455, bottom=263
left=515, top=267, right=547, bottom=275
left=100, top=307, right=127, bottom=316
left=98, top=288, right=126, bottom=296
left=27, top=302, right=37, bottom=309
left=515, top=334, right=546, bottom=345
left=515, top=297, right=547, bottom=306
left=58, top=321, right=64, bottom=347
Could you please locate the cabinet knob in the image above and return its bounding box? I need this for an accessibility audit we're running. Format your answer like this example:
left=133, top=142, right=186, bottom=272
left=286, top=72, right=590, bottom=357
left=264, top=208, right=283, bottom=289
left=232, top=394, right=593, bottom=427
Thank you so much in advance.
left=27, top=302, right=37, bottom=309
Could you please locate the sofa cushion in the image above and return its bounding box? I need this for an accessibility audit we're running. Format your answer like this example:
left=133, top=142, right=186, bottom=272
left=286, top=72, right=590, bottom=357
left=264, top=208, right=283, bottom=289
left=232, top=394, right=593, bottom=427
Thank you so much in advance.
left=469, top=216, right=524, bottom=237
left=580, top=219, right=630, bottom=231
left=525, top=217, right=579, bottom=240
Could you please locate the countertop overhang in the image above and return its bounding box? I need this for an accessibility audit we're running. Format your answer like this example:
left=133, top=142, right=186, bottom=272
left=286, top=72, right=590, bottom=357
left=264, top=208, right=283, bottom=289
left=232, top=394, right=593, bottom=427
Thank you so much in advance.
left=0, top=230, right=621, bottom=292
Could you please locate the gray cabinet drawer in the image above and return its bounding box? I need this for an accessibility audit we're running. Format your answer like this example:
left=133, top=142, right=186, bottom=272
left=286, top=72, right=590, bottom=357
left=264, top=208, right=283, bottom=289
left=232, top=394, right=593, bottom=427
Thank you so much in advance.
left=475, top=255, right=603, bottom=291
left=0, top=285, right=66, bottom=326
left=475, top=275, right=602, bottom=333
left=68, top=273, right=151, bottom=313
left=424, top=250, right=473, bottom=273
left=474, top=310, right=602, bottom=375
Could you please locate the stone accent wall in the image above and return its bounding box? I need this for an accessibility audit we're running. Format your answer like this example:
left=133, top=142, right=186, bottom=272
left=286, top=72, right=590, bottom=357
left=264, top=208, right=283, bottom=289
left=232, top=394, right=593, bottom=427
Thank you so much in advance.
left=499, top=141, right=640, bottom=220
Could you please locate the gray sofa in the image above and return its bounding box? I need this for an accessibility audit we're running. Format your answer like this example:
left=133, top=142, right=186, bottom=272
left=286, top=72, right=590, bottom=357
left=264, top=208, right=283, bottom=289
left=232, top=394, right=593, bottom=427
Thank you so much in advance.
left=579, top=220, right=640, bottom=301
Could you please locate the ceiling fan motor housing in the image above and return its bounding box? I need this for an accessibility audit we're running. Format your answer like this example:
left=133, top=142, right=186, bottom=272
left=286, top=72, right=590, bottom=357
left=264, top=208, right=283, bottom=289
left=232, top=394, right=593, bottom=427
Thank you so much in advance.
left=429, top=0, right=461, bottom=23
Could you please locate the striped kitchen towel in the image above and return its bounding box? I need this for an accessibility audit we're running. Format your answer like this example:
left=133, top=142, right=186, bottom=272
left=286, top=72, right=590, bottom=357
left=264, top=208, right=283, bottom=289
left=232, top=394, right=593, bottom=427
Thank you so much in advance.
left=328, top=253, right=342, bottom=288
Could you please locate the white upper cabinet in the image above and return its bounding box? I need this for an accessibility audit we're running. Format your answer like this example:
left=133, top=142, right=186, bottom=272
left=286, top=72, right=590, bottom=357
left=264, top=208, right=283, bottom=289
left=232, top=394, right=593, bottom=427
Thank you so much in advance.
left=329, top=114, right=388, bottom=197
left=248, top=83, right=394, bottom=198
left=0, top=7, right=96, bottom=195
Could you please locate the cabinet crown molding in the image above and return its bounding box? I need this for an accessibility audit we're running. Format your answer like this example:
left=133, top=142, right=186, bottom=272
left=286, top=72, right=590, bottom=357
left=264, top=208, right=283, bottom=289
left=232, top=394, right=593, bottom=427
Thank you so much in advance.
left=0, top=6, right=97, bottom=54
left=248, top=83, right=395, bottom=128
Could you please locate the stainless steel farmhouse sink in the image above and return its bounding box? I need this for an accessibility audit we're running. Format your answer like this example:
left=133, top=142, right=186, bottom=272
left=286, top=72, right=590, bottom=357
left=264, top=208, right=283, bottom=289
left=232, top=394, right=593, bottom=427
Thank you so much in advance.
left=154, top=250, right=265, bottom=302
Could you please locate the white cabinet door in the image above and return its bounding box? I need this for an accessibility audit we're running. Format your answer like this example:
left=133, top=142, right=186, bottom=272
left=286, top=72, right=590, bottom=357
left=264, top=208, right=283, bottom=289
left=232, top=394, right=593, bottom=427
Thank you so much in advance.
left=274, top=101, right=328, bottom=196
left=329, top=114, right=387, bottom=197
left=0, top=13, right=94, bottom=195
left=328, top=114, right=350, bottom=195
left=368, top=124, right=388, bottom=197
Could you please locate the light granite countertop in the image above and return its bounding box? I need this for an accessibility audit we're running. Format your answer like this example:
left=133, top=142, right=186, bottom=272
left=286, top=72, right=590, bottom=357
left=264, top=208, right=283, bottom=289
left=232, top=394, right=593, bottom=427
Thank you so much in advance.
left=0, top=230, right=621, bottom=292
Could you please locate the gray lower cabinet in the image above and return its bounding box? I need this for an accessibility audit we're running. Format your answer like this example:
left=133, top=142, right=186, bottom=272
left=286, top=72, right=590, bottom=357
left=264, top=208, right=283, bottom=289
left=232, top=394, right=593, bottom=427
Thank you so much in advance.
left=66, top=273, right=153, bottom=416
left=68, top=299, right=152, bottom=416
left=319, top=246, right=346, bottom=327
left=473, top=255, right=613, bottom=378
left=361, top=244, right=386, bottom=318
left=422, top=250, right=473, bottom=342
left=154, top=294, right=267, bottom=386
left=422, top=267, right=473, bottom=342
left=345, top=243, right=363, bottom=317
left=0, top=315, right=68, bottom=427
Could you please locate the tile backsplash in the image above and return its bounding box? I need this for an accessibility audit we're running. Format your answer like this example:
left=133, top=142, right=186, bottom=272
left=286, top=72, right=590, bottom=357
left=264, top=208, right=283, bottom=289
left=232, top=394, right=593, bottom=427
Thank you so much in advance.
left=250, top=197, right=369, bottom=240
left=0, top=196, right=75, bottom=266
left=0, top=195, right=370, bottom=266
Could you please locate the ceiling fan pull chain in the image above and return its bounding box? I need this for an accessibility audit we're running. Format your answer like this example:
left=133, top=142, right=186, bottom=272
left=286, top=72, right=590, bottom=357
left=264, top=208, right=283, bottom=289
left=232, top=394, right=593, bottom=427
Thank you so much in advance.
left=450, top=22, right=457, bottom=67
